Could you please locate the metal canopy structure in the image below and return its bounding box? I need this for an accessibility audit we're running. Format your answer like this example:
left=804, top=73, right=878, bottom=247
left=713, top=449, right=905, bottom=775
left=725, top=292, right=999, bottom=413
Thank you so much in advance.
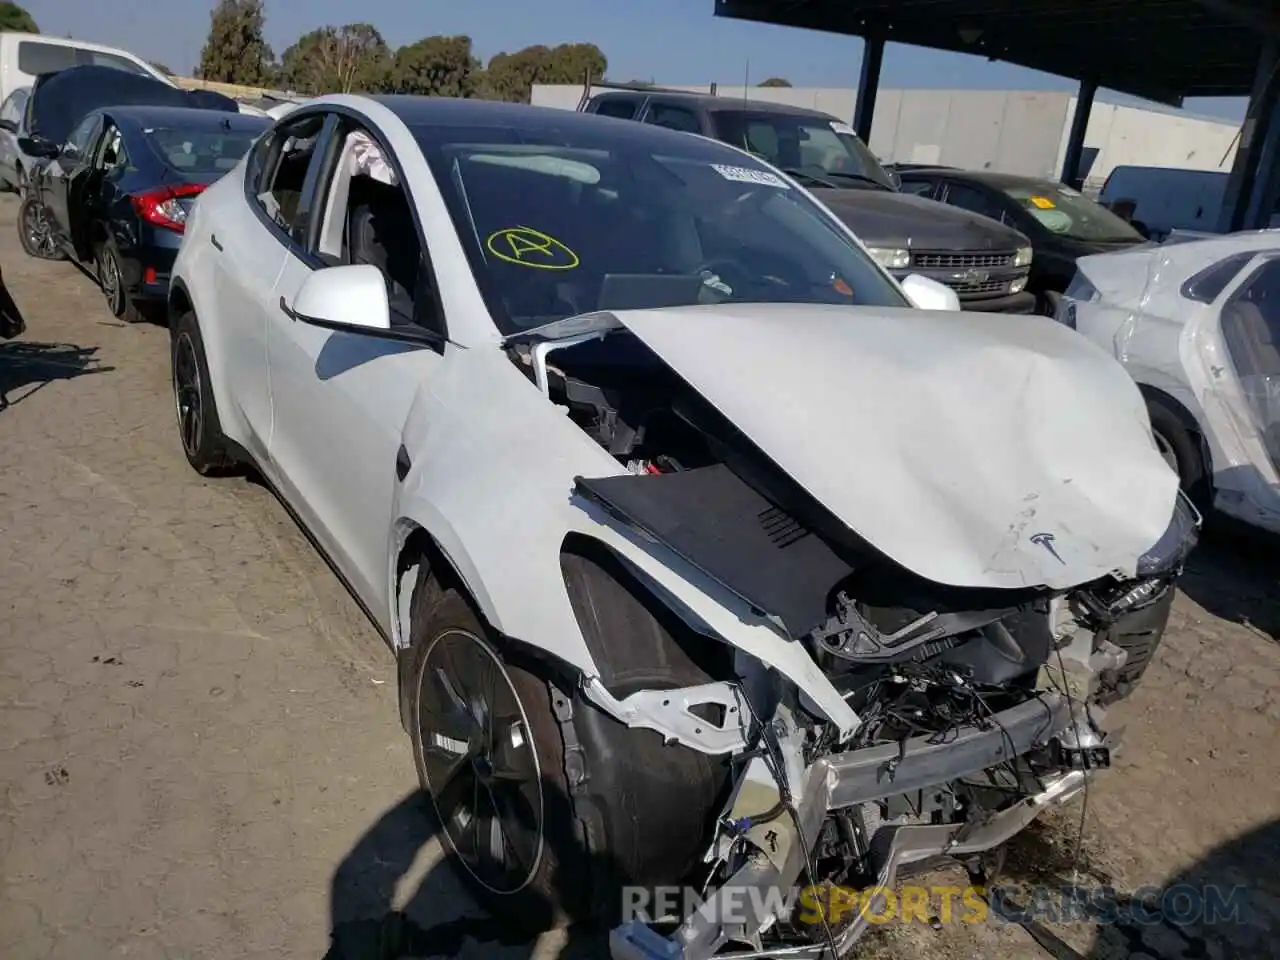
left=713, top=0, right=1279, bottom=105
left=714, top=0, right=1280, bottom=231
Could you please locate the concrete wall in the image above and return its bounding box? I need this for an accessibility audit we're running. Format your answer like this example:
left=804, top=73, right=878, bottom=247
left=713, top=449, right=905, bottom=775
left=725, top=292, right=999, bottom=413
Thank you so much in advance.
left=531, top=83, right=1242, bottom=184
left=868, top=90, right=1070, bottom=177
left=1057, top=98, right=1240, bottom=193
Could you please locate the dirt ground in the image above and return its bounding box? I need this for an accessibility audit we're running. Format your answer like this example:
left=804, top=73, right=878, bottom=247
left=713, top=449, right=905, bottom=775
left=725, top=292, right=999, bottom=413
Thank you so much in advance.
left=1, top=191, right=1278, bottom=960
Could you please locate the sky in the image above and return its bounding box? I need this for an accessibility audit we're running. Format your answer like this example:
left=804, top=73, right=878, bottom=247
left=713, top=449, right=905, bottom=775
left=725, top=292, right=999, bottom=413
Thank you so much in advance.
left=24, top=0, right=1249, bottom=122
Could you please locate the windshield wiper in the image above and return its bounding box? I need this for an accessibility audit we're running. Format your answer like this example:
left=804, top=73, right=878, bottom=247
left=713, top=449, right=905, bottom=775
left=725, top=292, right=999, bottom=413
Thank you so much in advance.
left=781, top=168, right=841, bottom=189
left=822, top=171, right=894, bottom=190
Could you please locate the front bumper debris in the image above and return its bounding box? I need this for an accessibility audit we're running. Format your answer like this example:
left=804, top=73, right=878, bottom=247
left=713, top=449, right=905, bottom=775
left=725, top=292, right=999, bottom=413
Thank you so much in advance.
left=609, top=693, right=1107, bottom=960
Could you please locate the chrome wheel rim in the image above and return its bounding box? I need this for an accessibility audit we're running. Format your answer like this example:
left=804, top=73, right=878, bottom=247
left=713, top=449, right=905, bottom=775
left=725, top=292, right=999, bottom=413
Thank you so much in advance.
left=99, top=248, right=121, bottom=313
left=23, top=202, right=56, bottom=257
left=1153, top=429, right=1179, bottom=474
left=173, top=332, right=203, bottom=457
left=415, top=628, right=544, bottom=895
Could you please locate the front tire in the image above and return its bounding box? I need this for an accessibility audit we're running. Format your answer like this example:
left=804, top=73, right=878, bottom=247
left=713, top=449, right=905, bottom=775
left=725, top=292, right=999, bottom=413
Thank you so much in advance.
left=406, top=580, right=582, bottom=932
left=17, top=196, right=65, bottom=261
left=170, top=310, right=233, bottom=475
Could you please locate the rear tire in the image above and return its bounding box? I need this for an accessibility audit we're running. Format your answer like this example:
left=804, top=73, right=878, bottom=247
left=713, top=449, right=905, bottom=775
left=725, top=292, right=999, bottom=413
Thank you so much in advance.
left=96, top=238, right=142, bottom=323
left=1093, top=586, right=1175, bottom=705
left=1146, top=396, right=1212, bottom=515
left=170, top=310, right=233, bottom=475
left=17, top=196, right=65, bottom=261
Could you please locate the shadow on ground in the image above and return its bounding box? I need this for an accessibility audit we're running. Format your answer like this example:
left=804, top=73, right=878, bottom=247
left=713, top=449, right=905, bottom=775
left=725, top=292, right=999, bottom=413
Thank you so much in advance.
left=989, top=814, right=1280, bottom=959
left=324, top=786, right=609, bottom=960
left=0, top=340, right=111, bottom=411
left=1178, top=519, right=1280, bottom=641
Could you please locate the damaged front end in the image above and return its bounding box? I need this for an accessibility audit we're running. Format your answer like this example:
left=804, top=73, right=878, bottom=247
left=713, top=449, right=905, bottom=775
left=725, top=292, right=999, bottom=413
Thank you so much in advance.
left=503, top=307, right=1198, bottom=959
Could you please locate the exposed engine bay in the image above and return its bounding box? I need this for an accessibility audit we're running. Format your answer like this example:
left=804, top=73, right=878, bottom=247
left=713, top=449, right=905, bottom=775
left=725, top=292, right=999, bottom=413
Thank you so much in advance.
left=506, top=317, right=1200, bottom=959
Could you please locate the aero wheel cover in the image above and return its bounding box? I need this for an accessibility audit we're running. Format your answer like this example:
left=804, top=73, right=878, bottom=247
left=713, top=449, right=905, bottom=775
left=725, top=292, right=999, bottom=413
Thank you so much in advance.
left=415, top=628, right=545, bottom=895
left=173, top=332, right=204, bottom=457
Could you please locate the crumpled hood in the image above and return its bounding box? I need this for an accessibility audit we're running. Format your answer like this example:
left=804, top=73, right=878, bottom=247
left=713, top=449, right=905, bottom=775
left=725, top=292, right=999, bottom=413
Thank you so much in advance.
left=815, top=188, right=1028, bottom=251
left=607, top=302, right=1180, bottom=590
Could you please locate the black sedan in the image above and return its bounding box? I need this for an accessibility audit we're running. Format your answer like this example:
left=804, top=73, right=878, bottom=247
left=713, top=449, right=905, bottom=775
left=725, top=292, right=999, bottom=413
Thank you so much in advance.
left=896, top=167, right=1148, bottom=315
left=22, top=105, right=267, bottom=321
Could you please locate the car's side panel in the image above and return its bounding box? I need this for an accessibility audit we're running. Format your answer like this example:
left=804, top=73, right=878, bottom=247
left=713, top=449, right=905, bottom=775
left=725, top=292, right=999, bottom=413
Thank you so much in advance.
left=268, top=249, right=441, bottom=621
left=391, top=347, right=860, bottom=735
left=184, top=169, right=284, bottom=462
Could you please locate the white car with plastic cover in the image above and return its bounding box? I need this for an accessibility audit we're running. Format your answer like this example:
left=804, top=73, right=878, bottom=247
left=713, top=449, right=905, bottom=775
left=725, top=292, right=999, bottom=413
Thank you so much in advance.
left=168, top=95, right=1198, bottom=959
left=1058, top=231, right=1280, bottom=536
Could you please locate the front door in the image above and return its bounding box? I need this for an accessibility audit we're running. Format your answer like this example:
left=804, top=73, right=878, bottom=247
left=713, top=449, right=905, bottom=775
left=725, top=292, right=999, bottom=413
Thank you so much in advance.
left=266, top=111, right=448, bottom=623
left=45, top=111, right=102, bottom=250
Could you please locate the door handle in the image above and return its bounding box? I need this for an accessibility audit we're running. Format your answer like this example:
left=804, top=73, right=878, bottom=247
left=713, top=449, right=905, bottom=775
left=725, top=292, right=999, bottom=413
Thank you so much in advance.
left=395, top=445, right=411, bottom=482
left=278, top=296, right=297, bottom=320
left=210, top=234, right=223, bottom=252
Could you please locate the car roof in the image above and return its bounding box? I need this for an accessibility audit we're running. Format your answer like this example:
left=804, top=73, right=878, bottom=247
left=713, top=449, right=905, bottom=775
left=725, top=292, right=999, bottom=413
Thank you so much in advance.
left=371, top=94, right=769, bottom=150
left=103, top=105, right=268, bottom=133
left=586, top=88, right=837, bottom=121
left=898, top=167, right=1064, bottom=191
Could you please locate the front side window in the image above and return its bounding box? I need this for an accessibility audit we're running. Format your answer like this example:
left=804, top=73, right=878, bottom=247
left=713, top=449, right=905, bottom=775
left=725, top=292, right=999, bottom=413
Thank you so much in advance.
left=942, top=183, right=1008, bottom=223
left=413, top=123, right=908, bottom=334
left=711, top=110, right=895, bottom=190
left=64, top=113, right=100, bottom=156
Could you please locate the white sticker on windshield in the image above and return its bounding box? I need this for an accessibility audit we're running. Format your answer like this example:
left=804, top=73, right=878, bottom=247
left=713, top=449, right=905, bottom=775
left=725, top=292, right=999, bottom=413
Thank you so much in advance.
left=711, top=163, right=791, bottom=189
left=830, top=121, right=857, bottom=137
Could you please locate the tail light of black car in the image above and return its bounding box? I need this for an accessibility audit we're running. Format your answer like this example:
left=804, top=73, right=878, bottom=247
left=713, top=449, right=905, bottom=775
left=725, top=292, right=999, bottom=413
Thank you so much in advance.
left=130, top=183, right=205, bottom=233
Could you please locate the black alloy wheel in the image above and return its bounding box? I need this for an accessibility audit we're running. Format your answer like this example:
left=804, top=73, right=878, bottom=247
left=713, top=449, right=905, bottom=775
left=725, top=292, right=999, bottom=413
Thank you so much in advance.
left=414, top=627, right=545, bottom=896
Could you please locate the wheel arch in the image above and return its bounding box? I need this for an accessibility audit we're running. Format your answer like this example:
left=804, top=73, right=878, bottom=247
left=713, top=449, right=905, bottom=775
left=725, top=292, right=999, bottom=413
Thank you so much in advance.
left=1137, top=382, right=1214, bottom=476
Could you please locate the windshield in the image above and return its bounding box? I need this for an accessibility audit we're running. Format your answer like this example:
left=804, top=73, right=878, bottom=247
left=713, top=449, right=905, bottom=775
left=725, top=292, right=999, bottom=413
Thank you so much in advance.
left=1004, top=182, right=1143, bottom=243
left=709, top=110, right=895, bottom=190
left=412, top=123, right=907, bottom=334
left=145, top=126, right=261, bottom=175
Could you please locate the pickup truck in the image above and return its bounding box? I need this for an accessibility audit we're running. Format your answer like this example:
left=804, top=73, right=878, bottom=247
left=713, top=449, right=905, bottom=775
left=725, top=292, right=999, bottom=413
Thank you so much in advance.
left=582, top=89, right=1037, bottom=313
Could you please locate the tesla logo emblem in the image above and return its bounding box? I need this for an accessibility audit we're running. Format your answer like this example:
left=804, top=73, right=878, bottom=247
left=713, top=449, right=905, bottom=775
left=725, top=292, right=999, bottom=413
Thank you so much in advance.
left=1030, top=532, right=1066, bottom=564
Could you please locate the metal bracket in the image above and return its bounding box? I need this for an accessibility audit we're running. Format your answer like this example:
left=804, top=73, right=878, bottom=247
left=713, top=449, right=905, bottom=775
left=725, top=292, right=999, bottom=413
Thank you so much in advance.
left=584, top=677, right=751, bottom=755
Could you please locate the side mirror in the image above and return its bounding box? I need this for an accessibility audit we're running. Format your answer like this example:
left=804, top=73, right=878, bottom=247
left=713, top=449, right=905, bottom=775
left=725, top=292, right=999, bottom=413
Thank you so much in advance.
left=900, top=273, right=961, bottom=311
left=285, top=264, right=391, bottom=333
left=18, top=135, right=58, bottom=159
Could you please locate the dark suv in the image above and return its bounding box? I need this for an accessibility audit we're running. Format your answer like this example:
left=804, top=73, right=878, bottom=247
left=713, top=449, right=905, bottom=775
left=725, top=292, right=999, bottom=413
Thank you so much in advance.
left=583, top=89, right=1037, bottom=313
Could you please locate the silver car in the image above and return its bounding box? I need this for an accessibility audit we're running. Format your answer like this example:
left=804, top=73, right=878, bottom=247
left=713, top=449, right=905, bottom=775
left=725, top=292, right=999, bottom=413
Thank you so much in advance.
left=0, top=87, right=32, bottom=192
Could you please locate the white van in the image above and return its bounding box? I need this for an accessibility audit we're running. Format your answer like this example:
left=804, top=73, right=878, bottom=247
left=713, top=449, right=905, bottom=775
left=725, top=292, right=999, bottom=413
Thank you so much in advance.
left=0, top=32, right=173, bottom=104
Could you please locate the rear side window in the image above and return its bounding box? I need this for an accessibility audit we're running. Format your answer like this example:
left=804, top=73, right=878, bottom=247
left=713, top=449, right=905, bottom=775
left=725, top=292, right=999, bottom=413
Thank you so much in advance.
left=592, top=97, right=639, bottom=121
left=146, top=127, right=260, bottom=175
left=1181, top=252, right=1258, bottom=303
left=17, top=41, right=78, bottom=75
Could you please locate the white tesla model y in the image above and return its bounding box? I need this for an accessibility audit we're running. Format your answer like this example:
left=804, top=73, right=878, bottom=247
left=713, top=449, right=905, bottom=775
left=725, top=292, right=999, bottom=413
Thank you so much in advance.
left=167, top=95, right=1197, bottom=959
